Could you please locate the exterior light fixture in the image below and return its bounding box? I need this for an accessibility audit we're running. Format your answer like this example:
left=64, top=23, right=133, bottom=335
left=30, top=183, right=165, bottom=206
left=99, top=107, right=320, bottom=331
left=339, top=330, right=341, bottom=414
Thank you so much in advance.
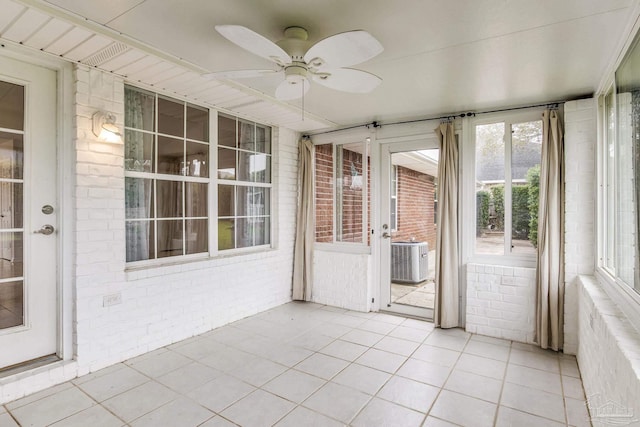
left=92, top=111, right=122, bottom=143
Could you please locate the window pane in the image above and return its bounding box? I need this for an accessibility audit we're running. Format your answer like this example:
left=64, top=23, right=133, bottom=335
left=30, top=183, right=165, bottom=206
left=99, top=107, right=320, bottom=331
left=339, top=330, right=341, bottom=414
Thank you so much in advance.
left=186, top=141, right=209, bottom=177
left=256, top=125, right=271, bottom=153
left=0, top=82, right=23, bottom=131
left=475, top=123, right=505, bottom=255
left=158, top=97, right=184, bottom=137
left=605, top=91, right=616, bottom=271
left=0, top=233, right=23, bottom=278
left=125, top=178, right=154, bottom=218
left=157, top=180, right=183, bottom=218
left=0, top=281, right=23, bottom=329
left=185, top=182, right=207, bottom=218
left=157, top=219, right=183, bottom=258
left=0, top=132, right=23, bottom=179
left=124, top=130, right=154, bottom=172
left=236, top=218, right=253, bottom=248
left=218, top=219, right=235, bottom=250
left=511, top=121, right=542, bottom=254
left=238, top=120, right=255, bottom=151
left=315, top=144, right=334, bottom=242
left=336, top=143, right=364, bottom=243
left=218, top=115, right=236, bottom=147
left=238, top=152, right=270, bottom=182
left=186, top=104, right=208, bottom=142
left=254, top=217, right=270, bottom=246
left=126, top=220, right=155, bottom=261
left=186, top=219, right=208, bottom=254
left=125, top=87, right=155, bottom=131
left=218, top=147, right=236, bottom=180
left=218, top=184, right=234, bottom=217
left=158, top=136, right=184, bottom=175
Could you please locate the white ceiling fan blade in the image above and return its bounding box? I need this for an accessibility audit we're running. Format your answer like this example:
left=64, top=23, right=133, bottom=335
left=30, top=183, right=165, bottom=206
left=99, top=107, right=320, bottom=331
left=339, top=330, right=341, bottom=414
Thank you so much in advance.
left=203, top=69, right=282, bottom=79
left=275, top=79, right=310, bottom=100
left=313, top=68, right=382, bottom=93
left=215, top=25, right=291, bottom=66
left=304, top=30, right=383, bottom=69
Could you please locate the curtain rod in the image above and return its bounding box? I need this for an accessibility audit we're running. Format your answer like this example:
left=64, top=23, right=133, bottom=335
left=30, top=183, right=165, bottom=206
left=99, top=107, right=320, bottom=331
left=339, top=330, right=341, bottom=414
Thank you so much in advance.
left=303, top=99, right=573, bottom=138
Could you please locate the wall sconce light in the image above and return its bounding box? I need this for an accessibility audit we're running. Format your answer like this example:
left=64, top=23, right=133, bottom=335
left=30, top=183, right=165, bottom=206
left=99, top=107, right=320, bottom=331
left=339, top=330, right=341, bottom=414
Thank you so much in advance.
left=92, top=111, right=122, bottom=143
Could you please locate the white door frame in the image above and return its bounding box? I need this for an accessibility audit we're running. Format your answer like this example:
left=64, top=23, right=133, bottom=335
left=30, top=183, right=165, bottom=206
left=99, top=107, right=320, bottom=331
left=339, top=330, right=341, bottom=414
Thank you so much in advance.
left=0, top=44, right=74, bottom=367
left=374, top=135, right=439, bottom=319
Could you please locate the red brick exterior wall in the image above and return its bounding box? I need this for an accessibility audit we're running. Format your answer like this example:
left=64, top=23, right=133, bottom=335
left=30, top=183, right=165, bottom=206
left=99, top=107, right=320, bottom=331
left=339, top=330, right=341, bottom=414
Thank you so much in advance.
left=392, top=166, right=436, bottom=251
left=315, top=144, right=333, bottom=242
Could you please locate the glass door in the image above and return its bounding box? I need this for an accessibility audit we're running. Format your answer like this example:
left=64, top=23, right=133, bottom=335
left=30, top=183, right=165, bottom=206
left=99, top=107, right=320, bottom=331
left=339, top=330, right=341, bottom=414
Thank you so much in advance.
left=379, top=139, right=439, bottom=319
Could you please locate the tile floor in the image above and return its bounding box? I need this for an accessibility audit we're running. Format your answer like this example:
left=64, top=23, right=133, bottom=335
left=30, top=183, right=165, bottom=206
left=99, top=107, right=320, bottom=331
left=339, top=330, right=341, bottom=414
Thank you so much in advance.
left=0, top=302, right=591, bottom=427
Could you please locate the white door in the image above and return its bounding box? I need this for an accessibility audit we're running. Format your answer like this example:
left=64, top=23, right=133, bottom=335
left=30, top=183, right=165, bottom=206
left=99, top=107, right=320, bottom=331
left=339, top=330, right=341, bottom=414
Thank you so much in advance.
left=379, top=138, right=439, bottom=319
left=0, top=56, right=58, bottom=369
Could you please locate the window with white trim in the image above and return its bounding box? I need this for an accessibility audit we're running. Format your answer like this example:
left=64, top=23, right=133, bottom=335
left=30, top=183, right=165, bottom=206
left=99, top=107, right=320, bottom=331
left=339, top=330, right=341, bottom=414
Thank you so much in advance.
left=598, top=27, right=640, bottom=295
left=473, top=113, right=542, bottom=258
left=124, top=86, right=272, bottom=263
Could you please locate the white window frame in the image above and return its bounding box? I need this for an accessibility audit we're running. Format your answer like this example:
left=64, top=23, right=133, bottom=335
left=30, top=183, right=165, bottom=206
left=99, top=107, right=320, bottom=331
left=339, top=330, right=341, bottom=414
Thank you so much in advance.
left=391, top=164, right=398, bottom=232
left=465, top=110, right=544, bottom=267
left=124, top=86, right=274, bottom=268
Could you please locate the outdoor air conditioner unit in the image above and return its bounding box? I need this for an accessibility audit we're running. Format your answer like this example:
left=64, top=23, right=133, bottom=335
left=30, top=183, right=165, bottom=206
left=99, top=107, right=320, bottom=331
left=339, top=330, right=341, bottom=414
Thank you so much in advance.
left=391, top=242, right=428, bottom=284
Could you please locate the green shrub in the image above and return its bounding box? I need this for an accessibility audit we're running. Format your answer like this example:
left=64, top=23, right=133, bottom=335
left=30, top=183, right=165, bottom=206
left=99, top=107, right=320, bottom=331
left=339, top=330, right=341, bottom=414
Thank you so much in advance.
left=512, top=185, right=530, bottom=239
left=490, top=185, right=504, bottom=231
left=476, top=190, right=490, bottom=236
left=527, top=165, right=540, bottom=248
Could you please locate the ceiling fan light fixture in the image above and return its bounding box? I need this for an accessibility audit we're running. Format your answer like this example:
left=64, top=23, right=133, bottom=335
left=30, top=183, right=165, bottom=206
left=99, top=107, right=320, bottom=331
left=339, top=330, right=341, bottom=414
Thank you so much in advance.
left=284, top=63, right=309, bottom=85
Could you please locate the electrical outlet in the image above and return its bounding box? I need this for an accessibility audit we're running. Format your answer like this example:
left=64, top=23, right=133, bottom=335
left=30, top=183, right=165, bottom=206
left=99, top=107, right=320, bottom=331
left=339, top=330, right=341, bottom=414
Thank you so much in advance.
left=103, top=292, right=122, bottom=307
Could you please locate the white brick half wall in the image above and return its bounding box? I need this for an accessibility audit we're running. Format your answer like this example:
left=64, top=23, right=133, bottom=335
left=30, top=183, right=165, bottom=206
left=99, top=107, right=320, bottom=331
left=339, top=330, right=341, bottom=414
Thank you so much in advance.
left=577, top=276, right=640, bottom=427
left=312, top=248, right=371, bottom=312
left=466, top=264, right=536, bottom=343
left=563, top=98, right=597, bottom=355
left=73, top=66, right=298, bottom=373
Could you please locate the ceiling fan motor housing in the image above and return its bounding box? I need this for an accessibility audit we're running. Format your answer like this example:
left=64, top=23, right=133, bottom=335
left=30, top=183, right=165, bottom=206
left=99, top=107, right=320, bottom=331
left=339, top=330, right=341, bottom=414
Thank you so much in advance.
left=284, top=62, right=308, bottom=85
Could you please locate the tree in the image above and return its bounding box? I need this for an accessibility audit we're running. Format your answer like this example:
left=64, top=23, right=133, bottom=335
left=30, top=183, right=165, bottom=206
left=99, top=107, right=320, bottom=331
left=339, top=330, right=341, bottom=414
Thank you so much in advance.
left=527, top=165, right=540, bottom=248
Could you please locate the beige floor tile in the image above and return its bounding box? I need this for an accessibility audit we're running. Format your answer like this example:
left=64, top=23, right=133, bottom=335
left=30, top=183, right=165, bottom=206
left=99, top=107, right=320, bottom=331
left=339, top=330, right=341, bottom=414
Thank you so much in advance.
left=332, top=364, right=391, bottom=395
left=221, top=390, right=295, bottom=427
left=228, top=357, right=288, bottom=387
left=455, top=353, right=507, bottom=379
left=274, top=406, right=344, bottom=427
left=0, top=413, right=19, bottom=427
left=319, top=339, right=368, bottom=362
left=509, top=348, right=560, bottom=373
left=155, top=361, right=221, bottom=394
left=125, top=349, right=192, bottom=378
left=351, top=397, right=425, bottom=427
left=396, top=358, right=451, bottom=387
left=495, top=406, right=564, bottom=427
left=565, top=397, right=592, bottom=427
left=562, top=375, right=586, bottom=400
left=430, top=390, right=497, bottom=427
left=411, top=344, right=460, bottom=367
left=263, top=369, right=326, bottom=403
left=303, top=382, right=371, bottom=424
left=444, top=369, right=503, bottom=403
left=355, top=348, right=407, bottom=374
left=387, top=325, right=431, bottom=343
left=294, top=353, right=349, bottom=380
left=500, top=382, right=565, bottom=423
left=505, top=364, right=563, bottom=395
left=48, top=405, right=124, bottom=427
left=129, top=397, right=213, bottom=427
left=356, top=319, right=398, bottom=335
left=10, top=386, right=95, bottom=427
left=76, top=365, right=149, bottom=402
left=422, top=416, right=458, bottom=426
left=463, top=339, right=511, bottom=361
left=6, top=382, right=74, bottom=410
left=102, top=381, right=176, bottom=423
left=373, top=336, right=420, bottom=356
left=187, top=374, right=255, bottom=413
left=377, top=376, right=439, bottom=413
left=340, top=329, right=385, bottom=347
left=424, top=330, right=470, bottom=351
left=198, top=415, right=238, bottom=426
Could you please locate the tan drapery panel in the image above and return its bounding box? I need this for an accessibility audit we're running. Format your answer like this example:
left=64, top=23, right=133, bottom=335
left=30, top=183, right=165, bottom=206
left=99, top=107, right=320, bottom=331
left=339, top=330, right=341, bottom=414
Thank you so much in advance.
left=536, top=109, right=565, bottom=351
left=292, top=138, right=315, bottom=300
left=434, top=122, right=459, bottom=328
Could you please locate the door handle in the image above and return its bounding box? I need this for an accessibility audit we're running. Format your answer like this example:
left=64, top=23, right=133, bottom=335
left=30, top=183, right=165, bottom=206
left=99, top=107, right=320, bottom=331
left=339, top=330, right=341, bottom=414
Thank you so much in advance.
left=34, top=224, right=55, bottom=235
left=382, top=232, right=391, bottom=239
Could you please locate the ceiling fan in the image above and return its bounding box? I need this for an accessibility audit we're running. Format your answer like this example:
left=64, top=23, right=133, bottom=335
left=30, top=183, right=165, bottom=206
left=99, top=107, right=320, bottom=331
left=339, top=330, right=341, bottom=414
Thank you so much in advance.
left=206, top=25, right=384, bottom=101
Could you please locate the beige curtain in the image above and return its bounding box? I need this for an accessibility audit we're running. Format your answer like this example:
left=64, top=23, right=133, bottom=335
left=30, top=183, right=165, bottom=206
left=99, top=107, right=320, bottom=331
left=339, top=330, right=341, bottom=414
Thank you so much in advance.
left=292, top=138, right=315, bottom=300
left=434, top=122, right=459, bottom=328
left=536, top=109, right=565, bottom=351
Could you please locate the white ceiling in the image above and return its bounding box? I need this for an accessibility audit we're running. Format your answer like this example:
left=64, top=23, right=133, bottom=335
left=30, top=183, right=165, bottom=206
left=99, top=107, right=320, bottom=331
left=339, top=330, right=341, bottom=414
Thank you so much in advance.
left=2, top=0, right=637, bottom=132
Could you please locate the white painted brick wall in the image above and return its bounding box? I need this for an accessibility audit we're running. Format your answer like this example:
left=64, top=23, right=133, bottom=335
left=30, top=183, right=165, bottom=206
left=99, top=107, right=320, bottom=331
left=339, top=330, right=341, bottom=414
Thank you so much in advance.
left=312, top=249, right=371, bottom=312
left=73, top=65, right=298, bottom=373
left=577, top=276, right=640, bottom=427
left=563, top=98, right=597, bottom=355
left=466, top=263, right=536, bottom=343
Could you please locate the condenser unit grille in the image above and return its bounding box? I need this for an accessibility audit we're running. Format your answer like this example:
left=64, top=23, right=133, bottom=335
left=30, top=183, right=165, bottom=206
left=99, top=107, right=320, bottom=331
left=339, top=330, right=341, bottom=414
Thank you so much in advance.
left=391, top=242, right=428, bottom=283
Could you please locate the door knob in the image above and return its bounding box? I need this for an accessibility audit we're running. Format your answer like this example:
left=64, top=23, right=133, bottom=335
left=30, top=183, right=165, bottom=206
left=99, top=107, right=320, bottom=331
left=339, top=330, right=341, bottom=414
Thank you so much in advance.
left=382, top=232, right=391, bottom=239
left=34, top=224, right=55, bottom=235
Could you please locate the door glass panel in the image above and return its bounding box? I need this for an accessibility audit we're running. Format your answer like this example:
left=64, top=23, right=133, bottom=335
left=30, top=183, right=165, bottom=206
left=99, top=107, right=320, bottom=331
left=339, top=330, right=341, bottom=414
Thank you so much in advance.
left=388, top=149, right=438, bottom=312
left=0, top=82, right=24, bottom=331
left=0, top=82, right=24, bottom=130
